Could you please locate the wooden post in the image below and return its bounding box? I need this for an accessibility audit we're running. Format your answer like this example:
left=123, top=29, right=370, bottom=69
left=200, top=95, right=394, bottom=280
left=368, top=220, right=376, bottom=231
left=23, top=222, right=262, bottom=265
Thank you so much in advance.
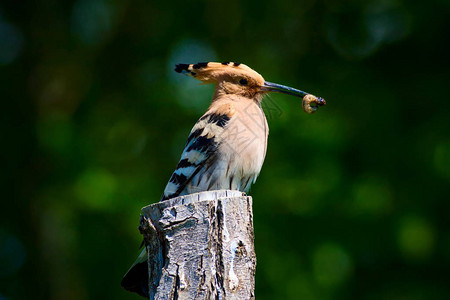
left=139, top=190, right=256, bottom=300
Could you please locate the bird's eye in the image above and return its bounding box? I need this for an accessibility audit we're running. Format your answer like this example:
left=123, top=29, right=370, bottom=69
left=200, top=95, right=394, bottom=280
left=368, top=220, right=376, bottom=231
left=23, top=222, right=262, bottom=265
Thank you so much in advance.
left=239, top=78, right=248, bottom=85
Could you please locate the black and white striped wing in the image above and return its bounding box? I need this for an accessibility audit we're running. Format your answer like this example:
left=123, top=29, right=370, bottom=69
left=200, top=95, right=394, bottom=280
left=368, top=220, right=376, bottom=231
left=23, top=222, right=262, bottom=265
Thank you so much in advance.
left=161, top=113, right=231, bottom=201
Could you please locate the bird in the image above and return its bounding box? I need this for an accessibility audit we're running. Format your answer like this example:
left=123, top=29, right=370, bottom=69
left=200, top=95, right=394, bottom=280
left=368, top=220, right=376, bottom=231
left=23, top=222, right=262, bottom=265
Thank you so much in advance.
left=121, top=61, right=325, bottom=297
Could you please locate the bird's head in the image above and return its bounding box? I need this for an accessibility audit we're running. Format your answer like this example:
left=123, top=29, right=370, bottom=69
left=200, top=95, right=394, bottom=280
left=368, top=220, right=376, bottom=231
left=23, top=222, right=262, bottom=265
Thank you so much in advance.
left=175, top=62, right=326, bottom=114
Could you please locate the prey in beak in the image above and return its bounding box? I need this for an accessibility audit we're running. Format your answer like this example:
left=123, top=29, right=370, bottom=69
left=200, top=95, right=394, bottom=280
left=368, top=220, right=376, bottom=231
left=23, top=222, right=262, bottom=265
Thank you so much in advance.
left=261, top=81, right=326, bottom=114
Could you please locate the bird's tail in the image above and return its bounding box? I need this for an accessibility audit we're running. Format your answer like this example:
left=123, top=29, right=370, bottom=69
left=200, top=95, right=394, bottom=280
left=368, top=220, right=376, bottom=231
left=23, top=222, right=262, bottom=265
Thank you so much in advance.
left=121, top=249, right=149, bottom=298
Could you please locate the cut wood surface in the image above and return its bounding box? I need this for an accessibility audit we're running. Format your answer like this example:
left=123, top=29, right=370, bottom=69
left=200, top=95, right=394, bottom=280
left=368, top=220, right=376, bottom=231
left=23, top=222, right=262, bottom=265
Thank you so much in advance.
left=140, top=190, right=256, bottom=300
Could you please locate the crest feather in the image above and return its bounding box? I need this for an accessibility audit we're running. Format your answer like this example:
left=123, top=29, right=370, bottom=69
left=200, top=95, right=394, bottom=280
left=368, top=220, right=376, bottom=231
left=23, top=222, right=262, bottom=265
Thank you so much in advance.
left=174, top=62, right=264, bottom=84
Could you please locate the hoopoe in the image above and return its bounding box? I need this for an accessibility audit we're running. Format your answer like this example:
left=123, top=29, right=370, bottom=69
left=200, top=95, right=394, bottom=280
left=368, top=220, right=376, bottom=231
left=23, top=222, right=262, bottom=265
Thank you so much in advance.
left=121, top=62, right=325, bottom=297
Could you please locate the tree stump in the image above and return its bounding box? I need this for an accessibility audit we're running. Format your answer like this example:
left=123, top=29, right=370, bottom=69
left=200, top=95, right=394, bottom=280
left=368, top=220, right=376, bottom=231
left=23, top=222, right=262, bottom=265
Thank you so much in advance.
left=139, top=190, right=256, bottom=300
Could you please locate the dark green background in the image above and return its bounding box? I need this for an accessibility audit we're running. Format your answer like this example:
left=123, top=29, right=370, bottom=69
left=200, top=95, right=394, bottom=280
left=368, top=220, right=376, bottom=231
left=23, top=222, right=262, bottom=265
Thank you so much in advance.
left=1, top=0, right=449, bottom=299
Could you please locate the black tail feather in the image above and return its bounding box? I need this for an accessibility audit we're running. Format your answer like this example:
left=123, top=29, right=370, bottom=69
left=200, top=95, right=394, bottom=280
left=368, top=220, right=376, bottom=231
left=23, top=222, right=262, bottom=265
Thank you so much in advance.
left=121, top=262, right=149, bottom=298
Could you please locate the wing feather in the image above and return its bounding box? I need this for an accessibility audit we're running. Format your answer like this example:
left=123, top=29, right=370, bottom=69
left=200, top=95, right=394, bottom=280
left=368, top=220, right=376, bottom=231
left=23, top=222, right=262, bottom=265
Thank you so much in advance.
left=161, top=112, right=231, bottom=200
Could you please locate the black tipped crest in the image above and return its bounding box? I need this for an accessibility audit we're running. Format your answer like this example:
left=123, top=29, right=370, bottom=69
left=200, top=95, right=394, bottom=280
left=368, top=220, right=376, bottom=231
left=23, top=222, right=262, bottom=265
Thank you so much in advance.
left=193, top=62, right=208, bottom=69
left=220, top=62, right=240, bottom=67
left=175, top=61, right=244, bottom=75
left=173, top=61, right=264, bottom=86
left=174, top=64, right=190, bottom=73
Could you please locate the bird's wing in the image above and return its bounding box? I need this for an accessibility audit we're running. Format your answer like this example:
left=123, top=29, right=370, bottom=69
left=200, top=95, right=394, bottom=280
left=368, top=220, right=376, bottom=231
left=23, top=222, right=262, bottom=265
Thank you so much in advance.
left=161, top=111, right=232, bottom=200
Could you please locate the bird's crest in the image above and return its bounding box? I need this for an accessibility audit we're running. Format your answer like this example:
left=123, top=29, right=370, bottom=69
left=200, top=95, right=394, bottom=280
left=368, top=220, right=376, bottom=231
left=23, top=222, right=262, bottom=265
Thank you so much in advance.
left=174, top=62, right=264, bottom=85
left=174, top=61, right=326, bottom=113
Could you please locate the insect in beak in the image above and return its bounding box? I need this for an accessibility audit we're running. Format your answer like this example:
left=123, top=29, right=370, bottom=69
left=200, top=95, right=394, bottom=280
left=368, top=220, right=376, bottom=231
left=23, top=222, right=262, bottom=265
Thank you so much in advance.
left=261, top=81, right=326, bottom=114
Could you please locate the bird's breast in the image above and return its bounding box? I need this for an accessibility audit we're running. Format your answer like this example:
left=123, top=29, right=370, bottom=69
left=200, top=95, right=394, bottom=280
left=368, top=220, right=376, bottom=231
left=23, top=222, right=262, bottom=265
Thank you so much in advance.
left=216, top=98, right=268, bottom=180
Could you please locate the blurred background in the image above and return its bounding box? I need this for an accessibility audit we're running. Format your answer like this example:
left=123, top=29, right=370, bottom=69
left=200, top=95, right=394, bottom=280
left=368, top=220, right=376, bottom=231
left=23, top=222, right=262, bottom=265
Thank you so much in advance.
left=1, top=0, right=449, bottom=299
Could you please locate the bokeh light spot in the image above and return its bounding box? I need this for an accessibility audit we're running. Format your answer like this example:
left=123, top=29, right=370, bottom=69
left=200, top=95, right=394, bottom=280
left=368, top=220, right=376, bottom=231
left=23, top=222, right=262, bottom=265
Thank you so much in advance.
left=397, top=215, right=435, bottom=262
left=350, top=177, right=392, bottom=217
left=75, top=168, right=117, bottom=210
left=312, top=243, right=353, bottom=287
left=433, top=141, right=450, bottom=180
left=286, top=274, right=319, bottom=300
left=37, top=113, right=74, bottom=156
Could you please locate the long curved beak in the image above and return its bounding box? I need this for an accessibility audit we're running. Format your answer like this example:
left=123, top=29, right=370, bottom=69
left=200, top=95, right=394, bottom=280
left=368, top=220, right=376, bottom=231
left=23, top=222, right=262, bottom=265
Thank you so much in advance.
left=261, top=81, right=311, bottom=98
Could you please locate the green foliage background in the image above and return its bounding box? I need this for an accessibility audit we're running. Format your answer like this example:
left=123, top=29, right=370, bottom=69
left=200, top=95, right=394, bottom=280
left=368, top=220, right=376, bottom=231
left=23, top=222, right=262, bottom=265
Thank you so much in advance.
left=1, top=0, right=449, bottom=299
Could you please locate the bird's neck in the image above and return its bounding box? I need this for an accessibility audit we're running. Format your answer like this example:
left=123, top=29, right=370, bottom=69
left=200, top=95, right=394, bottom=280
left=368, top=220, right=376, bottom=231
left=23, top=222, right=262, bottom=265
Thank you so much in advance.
left=212, top=87, right=263, bottom=103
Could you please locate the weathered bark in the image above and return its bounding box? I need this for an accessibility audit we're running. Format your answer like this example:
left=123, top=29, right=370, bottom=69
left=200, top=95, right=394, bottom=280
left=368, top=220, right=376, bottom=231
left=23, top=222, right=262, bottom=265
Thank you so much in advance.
left=139, top=190, right=256, bottom=300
